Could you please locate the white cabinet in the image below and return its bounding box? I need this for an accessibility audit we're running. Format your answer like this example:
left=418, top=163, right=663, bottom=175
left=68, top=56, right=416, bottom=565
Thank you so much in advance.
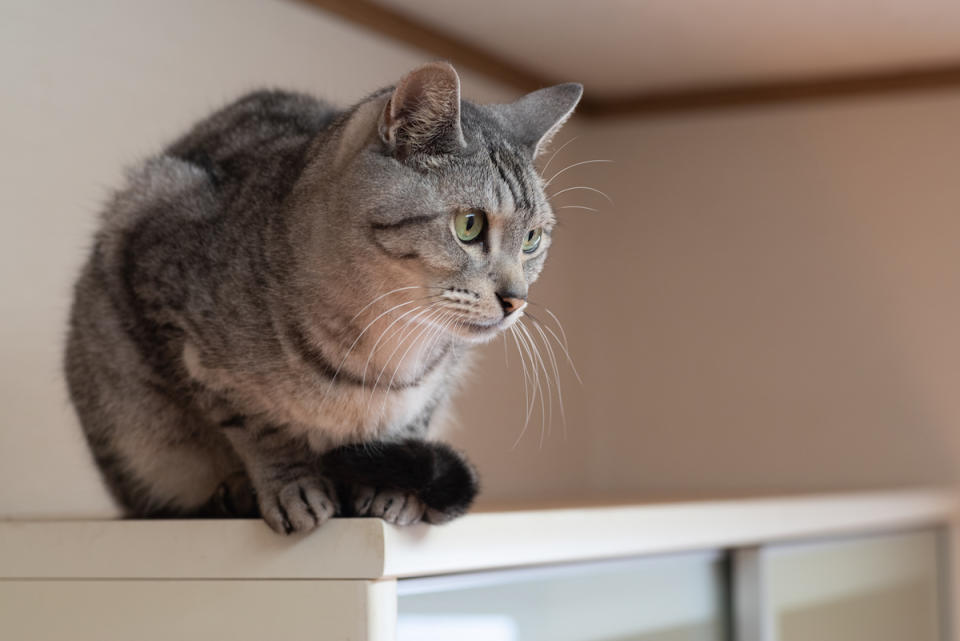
left=766, top=530, right=947, bottom=641
left=398, top=552, right=728, bottom=641
left=0, top=489, right=955, bottom=641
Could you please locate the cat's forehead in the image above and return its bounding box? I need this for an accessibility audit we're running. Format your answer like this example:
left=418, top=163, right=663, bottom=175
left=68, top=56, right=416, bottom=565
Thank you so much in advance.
left=442, top=103, right=549, bottom=222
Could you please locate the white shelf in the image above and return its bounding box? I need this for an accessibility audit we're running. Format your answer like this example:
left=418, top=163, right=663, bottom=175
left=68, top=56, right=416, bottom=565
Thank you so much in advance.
left=1, top=487, right=955, bottom=581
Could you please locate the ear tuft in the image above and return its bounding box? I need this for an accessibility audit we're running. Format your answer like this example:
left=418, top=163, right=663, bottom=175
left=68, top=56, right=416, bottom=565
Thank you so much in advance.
left=497, top=83, right=583, bottom=157
left=379, top=62, right=466, bottom=158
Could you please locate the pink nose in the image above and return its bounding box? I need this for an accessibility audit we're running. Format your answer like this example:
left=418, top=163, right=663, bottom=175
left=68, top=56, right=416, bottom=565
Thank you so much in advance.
left=496, top=293, right=526, bottom=315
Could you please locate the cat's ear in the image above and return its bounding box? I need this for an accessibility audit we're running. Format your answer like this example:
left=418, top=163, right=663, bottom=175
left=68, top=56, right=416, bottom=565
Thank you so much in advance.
left=500, top=83, right=583, bottom=157
left=379, top=62, right=466, bottom=158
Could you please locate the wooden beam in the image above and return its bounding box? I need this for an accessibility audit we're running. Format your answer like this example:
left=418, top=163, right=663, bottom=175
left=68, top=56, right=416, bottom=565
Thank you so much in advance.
left=300, top=0, right=555, bottom=95
left=299, top=0, right=960, bottom=118
left=584, top=64, right=960, bottom=118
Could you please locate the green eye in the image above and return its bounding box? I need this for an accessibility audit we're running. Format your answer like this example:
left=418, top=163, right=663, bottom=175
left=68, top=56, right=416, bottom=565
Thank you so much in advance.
left=522, top=227, right=543, bottom=253
left=454, top=210, right=485, bottom=243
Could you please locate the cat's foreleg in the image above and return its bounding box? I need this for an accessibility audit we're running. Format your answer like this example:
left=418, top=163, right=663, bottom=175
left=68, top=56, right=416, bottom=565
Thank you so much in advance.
left=221, top=420, right=338, bottom=534
left=323, top=439, right=478, bottom=526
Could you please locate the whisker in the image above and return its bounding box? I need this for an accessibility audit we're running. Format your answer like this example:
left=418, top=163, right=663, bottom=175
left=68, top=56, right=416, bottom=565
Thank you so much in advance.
left=539, top=136, right=579, bottom=176
left=349, top=285, right=438, bottom=324
left=533, top=304, right=571, bottom=351
left=526, top=305, right=582, bottom=384
left=518, top=319, right=552, bottom=446
left=548, top=185, right=613, bottom=204
left=544, top=159, right=613, bottom=188
left=514, top=321, right=546, bottom=448
left=512, top=324, right=538, bottom=423
left=373, top=307, right=454, bottom=418
left=527, top=315, right=568, bottom=436
left=373, top=306, right=451, bottom=396
left=319, top=294, right=441, bottom=401
left=360, top=301, right=443, bottom=388
left=558, top=205, right=598, bottom=212
left=509, top=325, right=535, bottom=449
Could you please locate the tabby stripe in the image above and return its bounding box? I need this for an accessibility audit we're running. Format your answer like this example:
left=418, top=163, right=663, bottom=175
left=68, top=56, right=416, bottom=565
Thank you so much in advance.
left=220, top=414, right=247, bottom=429
left=371, top=215, right=436, bottom=231
left=502, top=149, right=534, bottom=211
left=489, top=147, right=520, bottom=211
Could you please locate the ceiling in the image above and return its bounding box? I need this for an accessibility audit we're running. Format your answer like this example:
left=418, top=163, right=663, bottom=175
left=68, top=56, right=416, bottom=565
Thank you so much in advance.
left=308, top=0, right=960, bottom=116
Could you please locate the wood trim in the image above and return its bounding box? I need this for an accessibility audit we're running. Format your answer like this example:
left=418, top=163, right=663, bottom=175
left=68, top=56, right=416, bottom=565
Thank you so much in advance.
left=300, top=0, right=551, bottom=95
left=586, top=65, right=960, bottom=118
left=299, top=0, right=960, bottom=118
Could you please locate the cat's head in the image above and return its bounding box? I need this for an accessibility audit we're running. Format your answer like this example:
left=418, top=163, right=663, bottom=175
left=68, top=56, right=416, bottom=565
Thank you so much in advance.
left=305, top=62, right=581, bottom=344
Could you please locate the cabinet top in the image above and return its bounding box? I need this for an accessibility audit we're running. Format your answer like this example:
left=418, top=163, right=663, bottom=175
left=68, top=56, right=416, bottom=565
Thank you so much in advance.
left=1, top=488, right=955, bottom=580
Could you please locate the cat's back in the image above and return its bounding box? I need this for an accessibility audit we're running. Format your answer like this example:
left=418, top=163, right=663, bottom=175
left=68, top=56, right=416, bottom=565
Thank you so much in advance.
left=164, top=89, right=339, bottom=188
left=96, top=89, right=339, bottom=247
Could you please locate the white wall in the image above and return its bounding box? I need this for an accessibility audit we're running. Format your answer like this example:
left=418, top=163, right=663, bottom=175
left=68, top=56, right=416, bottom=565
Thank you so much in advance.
left=3, top=0, right=958, bottom=517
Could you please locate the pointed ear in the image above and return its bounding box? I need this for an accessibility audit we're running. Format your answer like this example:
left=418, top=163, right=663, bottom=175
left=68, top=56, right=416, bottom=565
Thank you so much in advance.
left=378, top=62, right=466, bottom=158
left=499, top=83, right=583, bottom=157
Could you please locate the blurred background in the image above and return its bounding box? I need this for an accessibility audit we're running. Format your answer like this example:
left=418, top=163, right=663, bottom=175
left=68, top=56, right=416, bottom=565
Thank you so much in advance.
left=2, top=0, right=960, bottom=518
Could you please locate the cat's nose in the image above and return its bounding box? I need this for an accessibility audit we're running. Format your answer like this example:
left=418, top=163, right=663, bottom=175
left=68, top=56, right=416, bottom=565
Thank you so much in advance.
left=496, top=291, right=527, bottom=316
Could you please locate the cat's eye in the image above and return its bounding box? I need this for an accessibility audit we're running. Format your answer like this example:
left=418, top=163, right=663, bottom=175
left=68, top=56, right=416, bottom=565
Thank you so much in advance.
left=454, top=210, right=485, bottom=243
left=522, top=227, right=543, bottom=253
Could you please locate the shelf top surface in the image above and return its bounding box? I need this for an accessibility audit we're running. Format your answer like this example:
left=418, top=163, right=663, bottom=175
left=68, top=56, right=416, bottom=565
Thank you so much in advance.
left=1, top=487, right=956, bottom=580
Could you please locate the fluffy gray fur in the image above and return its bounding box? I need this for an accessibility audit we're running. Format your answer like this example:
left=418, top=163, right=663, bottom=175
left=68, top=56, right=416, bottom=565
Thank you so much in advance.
left=65, top=62, right=582, bottom=533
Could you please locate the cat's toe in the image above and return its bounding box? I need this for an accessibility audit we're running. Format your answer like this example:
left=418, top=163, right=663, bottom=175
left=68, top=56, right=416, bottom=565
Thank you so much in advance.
left=352, top=485, right=377, bottom=516
left=368, top=490, right=425, bottom=526
left=212, top=471, right=258, bottom=517
left=395, top=494, right=427, bottom=526
left=261, top=477, right=337, bottom=535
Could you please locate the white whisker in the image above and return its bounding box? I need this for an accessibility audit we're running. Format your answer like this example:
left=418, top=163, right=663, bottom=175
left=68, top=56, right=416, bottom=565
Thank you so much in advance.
left=518, top=320, right=552, bottom=446
left=549, top=185, right=613, bottom=204
left=360, top=301, right=442, bottom=388
left=317, top=294, right=440, bottom=412
left=544, top=159, right=613, bottom=187
left=373, top=307, right=453, bottom=419
left=528, top=315, right=567, bottom=436
left=374, top=305, right=449, bottom=387
left=349, top=285, right=433, bottom=324
left=528, top=305, right=582, bottom=384
left=513, top=321, right=546, bottom=448
left=509, top=326, right=534, bottom=450
left=539, top=136, right=579, bottom=176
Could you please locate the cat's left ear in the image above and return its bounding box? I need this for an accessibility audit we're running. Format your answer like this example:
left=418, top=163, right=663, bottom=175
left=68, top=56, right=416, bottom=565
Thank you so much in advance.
left=498, top=83, right=583, bottom=158
left=379, top=62, right=466, bottom=158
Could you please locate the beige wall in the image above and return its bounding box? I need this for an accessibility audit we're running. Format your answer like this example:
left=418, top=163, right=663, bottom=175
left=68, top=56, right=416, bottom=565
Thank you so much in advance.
left=454, top=92, right=960, bottom=506
left=2, top=0, right=958, bottom=517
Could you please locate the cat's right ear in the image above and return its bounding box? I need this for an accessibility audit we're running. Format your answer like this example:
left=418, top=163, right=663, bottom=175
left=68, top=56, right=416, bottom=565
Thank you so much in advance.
left=379, top=62, right=466, bottom=159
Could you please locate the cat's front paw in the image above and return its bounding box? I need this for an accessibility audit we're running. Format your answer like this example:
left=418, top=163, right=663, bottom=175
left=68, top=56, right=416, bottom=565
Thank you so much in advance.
left=324, top=439, right=479, bottom=526
left=255, top=473, right=338, bottom=535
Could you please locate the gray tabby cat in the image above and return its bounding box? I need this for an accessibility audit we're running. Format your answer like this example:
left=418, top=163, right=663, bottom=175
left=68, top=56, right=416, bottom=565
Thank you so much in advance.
left=65, top=62, right=582, bottom=534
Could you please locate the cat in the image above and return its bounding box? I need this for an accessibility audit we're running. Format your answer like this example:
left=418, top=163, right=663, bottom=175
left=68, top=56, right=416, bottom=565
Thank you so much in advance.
left=65, top=62, right=582, bottom=534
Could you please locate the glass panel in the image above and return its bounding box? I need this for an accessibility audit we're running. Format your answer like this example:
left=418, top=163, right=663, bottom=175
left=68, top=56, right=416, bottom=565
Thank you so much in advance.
left=766, top=529, right=944, bottom=641
left=398, top=552, right=729, bottom=641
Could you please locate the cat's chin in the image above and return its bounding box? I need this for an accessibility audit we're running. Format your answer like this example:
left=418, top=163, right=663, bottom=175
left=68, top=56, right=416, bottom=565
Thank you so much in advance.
left=450, top=315, right=520, bottom=344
